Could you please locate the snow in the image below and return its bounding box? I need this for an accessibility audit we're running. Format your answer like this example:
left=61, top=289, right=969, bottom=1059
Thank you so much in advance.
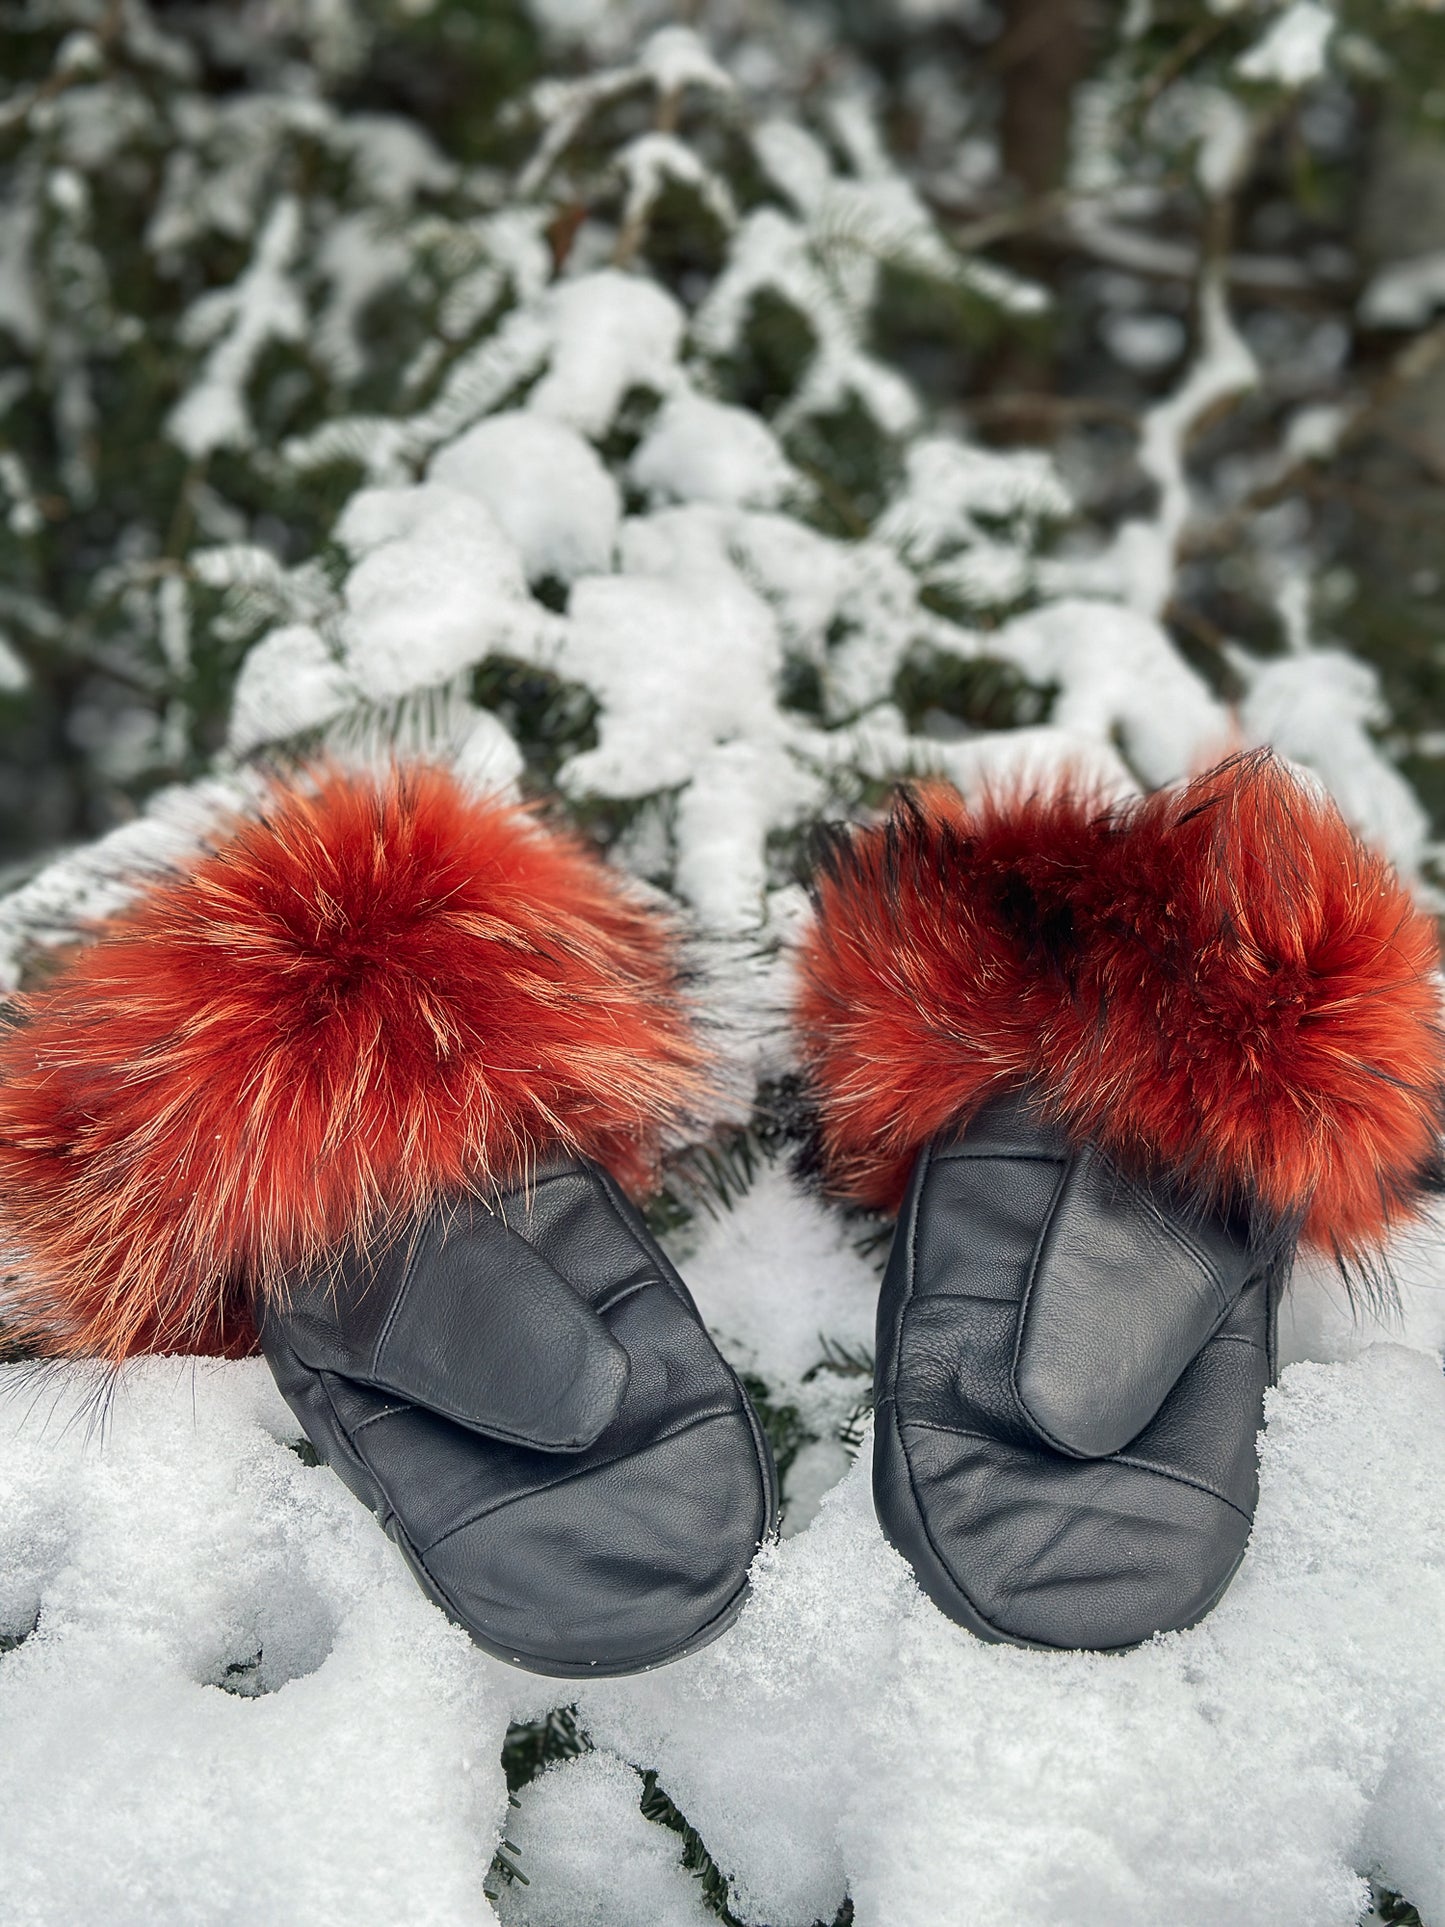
left=617, top=132, right=737, bottom=244
left=313, top=212, right=414, bottom=386
left=682, top=1162, right=879, bottom=1433
left=1361, top=250, right=1445, bottom=329
left=1230, top=643, right=1431, bottom=872
left=559, top=526, right=815, bottom=931
left=0, top=1359, right=511, bottom=1926
left=1080, top=274, right=1259, bottom=617
left=9, top=16, right=1445, bottom=1914
left=696, top=207, right=919, bottom=437
left=337, top=484, right=548, bottom=702
left=0, top=774, right=256, bottom=990
left=166, top=197, right=307, bottom=459
left=877, top=435, right=1071, bottom=562
left=629, top=392, right=797, bottom=510
left=635, top=26, right=733, bottom=100
left=0, top=202, right=42, bottom=350
left=0, top=634, right=28, bottom=690
left=578, top=1336, right=1445, bottom=1927
left=1236, top=1, right=1336, bottom=89
left=228, top=624, right=357, bottom=756
left=497, top=1753, right=711, bottom=1927
left=527, top=271, right=686, bottom=437
left=1102, top=309, right=1186, bottom=371
left=430, top=412, right=622, bottom=582
left=987, top=596, right=1229, bottom=787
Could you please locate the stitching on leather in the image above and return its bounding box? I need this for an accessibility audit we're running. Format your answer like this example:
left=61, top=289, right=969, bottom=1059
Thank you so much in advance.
left=931, top=1150, right=1068, bottom=1165
left=899, top=1416, right=1255, bottom=1524
left=594, top=1274, right=661, bottom=1316
left=348, top=1401, right=413, bottom=1435
left=1008, top=1150, right=1089, bottom=1456
left=312, top=1367, right=384, bottom=1498
left=1106, top=1450, right=1255, bottom=1522
left=891, top=1140, right=1017, bottom=1633
left=494, top=1160, right=778, bottom=1538
left=1095, top=1149, right=1235, bottom=1318
left=370, top=1213, right=432, bottom=1380
left=417, top=1402, right=742, bottom=1552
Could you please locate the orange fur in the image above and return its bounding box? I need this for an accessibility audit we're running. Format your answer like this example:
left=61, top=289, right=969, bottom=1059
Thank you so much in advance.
left=0, top=763, right=709, bottom=1364
left=794, top=750, right=1445, bottom=1259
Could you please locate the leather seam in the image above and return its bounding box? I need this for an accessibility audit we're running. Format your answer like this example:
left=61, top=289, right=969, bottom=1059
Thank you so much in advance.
left=1008, top=1150, right=1089, bottom=1457
left=930, top=1150, right=1069, bottom=1165
left=416, top=1402, right=745, bottom=1553
left=1095, top=1151, right=1233, bottom=1319
left=312, top=1367, right=385, bottom=1498
left=347, top=1400, right=415, bottom=1436
left=1106, top=1451, right=1255, bottom=1523
left=887, top=1141, right=1023, bottom=1637
left=369, top=1220, right=431, bottom=1382
left=356, top=1189, right=624, bottom=1454
left=594, top=1274, right=663, bottom=1317
left=585, top=1161, right=779, bottom=1547
left=899, top=1416, right=1255, bottom=1524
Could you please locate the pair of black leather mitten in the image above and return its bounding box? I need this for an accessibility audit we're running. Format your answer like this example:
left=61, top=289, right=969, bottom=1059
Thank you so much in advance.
left=1, top=753, right=1438, bottom=1671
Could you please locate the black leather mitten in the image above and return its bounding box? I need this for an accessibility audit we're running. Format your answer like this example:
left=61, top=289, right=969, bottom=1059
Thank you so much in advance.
left=794, top=754, right=1445, bottom=1649
left=873, top=1092, right=1281, bottom=1649
left=0, top=762, right=777, bottom=1676
left=263, top=1157, right=777, bottom=1676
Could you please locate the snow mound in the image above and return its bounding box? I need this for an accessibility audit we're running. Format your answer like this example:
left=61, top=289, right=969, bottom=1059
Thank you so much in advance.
left=0, top=1359, right=512, bottom=1926
left=580, top=1341, right=1445, bottom=1927
left=497, top=1752, right=710, bottom=1927
left=683, top=1161, right=877, bottom=1442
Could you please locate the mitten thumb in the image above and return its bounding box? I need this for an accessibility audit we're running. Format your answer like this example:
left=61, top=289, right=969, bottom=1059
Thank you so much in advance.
left=1010, top=1142, right=1270, bottom=1460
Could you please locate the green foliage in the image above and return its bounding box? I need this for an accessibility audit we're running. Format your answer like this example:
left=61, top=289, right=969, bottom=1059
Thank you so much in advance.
left=502, top=1704, right=590, bottom=1795
left=894, top=648, right=1056, bottom=735
left=1372, top=1887, right=1426, bottom=1926
left=470, top=656, right=601, bottom=783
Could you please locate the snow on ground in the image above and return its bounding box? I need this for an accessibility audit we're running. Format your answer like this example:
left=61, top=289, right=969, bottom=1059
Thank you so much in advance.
left=2, top=1200, right=1444, bottom=1926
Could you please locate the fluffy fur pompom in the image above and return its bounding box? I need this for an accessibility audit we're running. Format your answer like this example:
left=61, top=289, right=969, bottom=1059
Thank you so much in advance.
left=0, top=762, right=709, bottom=1364
left=795, top=750, right=1445, bottom=1262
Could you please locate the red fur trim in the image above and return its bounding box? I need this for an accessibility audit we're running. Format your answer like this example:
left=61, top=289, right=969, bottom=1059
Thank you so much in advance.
left=0, top=763, right=709, bottom=1364
left=794, top=750, right=1445, bottom=1258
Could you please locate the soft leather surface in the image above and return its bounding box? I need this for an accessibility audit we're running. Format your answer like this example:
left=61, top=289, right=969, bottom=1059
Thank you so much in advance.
left=873, top=1089, right=1282, bottom=1651
left=262, top=1157, right=778, bottom=1677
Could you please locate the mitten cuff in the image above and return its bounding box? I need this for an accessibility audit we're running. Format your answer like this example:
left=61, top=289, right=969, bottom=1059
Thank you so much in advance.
left=794, top=750, right=1445, bottom=1261
left=0, top=762, right=709, bottom=1363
